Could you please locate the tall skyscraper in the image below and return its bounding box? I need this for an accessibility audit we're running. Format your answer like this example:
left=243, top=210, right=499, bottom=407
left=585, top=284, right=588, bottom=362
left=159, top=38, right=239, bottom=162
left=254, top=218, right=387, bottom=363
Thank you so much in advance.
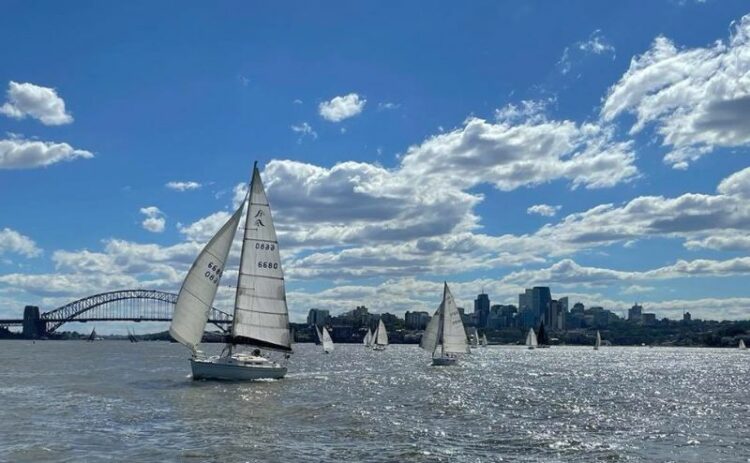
left=532, top=287, right=552, bottom=326
left=474, top=292, right=490, bottom=328
left=306, top=308, right=330, bottom=326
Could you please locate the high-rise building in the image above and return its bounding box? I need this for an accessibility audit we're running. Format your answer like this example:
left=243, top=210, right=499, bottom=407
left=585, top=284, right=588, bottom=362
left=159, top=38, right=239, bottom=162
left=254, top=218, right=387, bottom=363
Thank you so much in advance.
left=628, top=303, right=643, bottom=322
left=306, top=308, right=330, bottom=326
left=474, top=293, right=490, bottom=328
left=683, top=311, right=692, bottom=322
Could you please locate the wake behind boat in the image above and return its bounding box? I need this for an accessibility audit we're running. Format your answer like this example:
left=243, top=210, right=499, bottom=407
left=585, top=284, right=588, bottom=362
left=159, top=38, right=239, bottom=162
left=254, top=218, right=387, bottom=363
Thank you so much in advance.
left=420, top=282, right=470, bottom=366
left=170, top=162, right=292, bottom=381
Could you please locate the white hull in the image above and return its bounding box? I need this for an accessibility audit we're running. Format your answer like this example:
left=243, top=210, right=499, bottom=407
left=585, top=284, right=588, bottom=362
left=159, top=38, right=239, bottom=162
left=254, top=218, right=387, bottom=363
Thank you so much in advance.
left=190, top=355, right=286, bottom=381
left=372, top=345, right=386, bottom=351
left=432, top=356, right=458, bottom=366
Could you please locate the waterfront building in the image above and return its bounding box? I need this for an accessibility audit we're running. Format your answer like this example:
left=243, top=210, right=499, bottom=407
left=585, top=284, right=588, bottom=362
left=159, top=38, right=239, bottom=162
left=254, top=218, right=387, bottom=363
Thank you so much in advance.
left=307, top=308, right=330, bottom=327
left=628, top=303, right=643, bottom=322
left=405, top=311, right=431, bottom=330
left=683, top=311, right=692, bottom=322
left=474, top=293, right=490, bottom=328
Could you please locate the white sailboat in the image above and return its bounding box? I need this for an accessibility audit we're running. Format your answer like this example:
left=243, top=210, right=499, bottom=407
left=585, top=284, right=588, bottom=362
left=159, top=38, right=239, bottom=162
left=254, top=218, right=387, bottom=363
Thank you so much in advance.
left=170, top=162, right=292, bottom=381
left=594, top=330, right=601, bottom=350
left=372, top=319, right=388, bottom=351
left=740, top=339, right=746, bottom=350
left=469, top=327, right=479, bottom=348
left=525, top=328, right=537, bottom=350
left=320, top=326, right=334, bottom=354
left=363, top=328, right=373, bottom=348
left=480, top=333, right=488, bottom=347
left=421, top=282, right=470, bottom=366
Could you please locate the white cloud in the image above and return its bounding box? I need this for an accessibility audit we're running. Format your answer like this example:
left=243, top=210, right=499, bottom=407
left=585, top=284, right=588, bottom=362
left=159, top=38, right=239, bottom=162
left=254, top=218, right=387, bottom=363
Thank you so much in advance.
left=0, top=228, right=41, bottom=257
left=527, top=204, right=562, bottom=217
left=140, top=207, right=166, bottom=233
left=0, top=136, right=93, bottom=169
left=378, top=102, right=400, bottom=111
left=558, top=30, right=616, bottom=75
left=290, top=122, right=318, bottom=141
left=0, top=81, right=73, bottom=125
left=319, top=93, right=366, bottom=122
left=165, top=181, right=202, bottom=191
left=602, top=15, right=750, bottom=167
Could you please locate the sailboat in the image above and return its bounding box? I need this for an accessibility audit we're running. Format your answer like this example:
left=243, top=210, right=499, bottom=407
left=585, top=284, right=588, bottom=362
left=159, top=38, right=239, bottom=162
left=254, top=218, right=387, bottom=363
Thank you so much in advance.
left=372, top=319, right=388, bottom=351
left=363, top=328, right=373, bottom=348
left=480, top=333, right=488, bottom=347
left=127, top=328, right=138, bottom=343
left=87, top=327, right=97, bottom=342
left=468, top=327, right=479, bottom=348
left=319, top=326, right=334, bottom=354
left=420, top=282, right=470, bottom=366
left=525, top=328, right=537, bottom=350
left=170, top=162, right=292, bottom=381
left=740, top=339, right=746, bottom=350
left=594, top=330, right=601, bottom=350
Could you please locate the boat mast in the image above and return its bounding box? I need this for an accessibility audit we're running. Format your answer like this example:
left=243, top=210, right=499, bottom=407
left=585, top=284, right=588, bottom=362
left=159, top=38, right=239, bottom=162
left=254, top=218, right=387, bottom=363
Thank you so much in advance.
left=228, top=161, right=256, bottom=355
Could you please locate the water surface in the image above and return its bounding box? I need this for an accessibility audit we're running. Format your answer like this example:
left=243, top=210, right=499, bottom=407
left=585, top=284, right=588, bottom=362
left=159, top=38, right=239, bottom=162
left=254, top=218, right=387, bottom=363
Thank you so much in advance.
left=1, top=341, right=748, bottom=462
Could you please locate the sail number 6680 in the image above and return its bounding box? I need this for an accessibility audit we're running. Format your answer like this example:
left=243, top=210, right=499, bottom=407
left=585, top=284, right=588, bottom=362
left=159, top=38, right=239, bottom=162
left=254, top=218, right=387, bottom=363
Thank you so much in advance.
left=258, top=261, right=279, bottom=269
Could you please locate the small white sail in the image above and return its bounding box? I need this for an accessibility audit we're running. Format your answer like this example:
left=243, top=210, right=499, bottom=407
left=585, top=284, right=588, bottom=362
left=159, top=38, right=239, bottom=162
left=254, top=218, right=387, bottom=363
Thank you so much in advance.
left=232, top=165, right=292, bottom=351
left=594, top=330, right=601, bottom=350
left=469, top=327, right=479, bottom=347
left=480, top=333, right=488, bottom=347
left=526, top=328, right=538, bottom=348
left=420, top=310, right=440, bottom=352
left=363, top=329, right=372, bottom=347
left=740, top=339, right=746, bottom=350
left=170, top=203, right=244, bottom=352
left=321, top=326, right=334, bottom=353
left=374, top=319, right=388, bottom=346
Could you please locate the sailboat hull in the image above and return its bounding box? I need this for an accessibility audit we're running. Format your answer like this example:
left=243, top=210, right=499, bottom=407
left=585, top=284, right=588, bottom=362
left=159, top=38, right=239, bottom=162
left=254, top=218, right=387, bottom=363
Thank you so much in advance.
left=190, top=357, right=287, bottom=381
left=432, top=356, right=458, bottom=366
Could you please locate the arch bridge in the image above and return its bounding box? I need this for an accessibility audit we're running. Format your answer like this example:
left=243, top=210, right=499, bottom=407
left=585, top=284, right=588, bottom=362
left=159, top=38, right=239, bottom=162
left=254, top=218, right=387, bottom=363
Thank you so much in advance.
left=1, top=289, right=232, bottom=338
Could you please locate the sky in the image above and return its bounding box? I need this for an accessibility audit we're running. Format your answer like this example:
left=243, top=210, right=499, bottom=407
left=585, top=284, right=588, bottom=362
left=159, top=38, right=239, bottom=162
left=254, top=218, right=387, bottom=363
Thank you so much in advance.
left=3, top=0, right=750, bottom=332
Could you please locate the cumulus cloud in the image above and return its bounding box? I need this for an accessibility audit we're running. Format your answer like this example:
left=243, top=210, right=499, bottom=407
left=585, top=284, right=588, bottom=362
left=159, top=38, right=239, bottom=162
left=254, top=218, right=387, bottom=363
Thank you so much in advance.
left=0, top=81, right=73, bottom=125
left=527, top=204, right=562, bottom=217
left=319, top=93, right=366, bottom=122
left=0, top=136, right=93, bottom=169
left=602, top=15, right=750, bottom=168
left=140, top=207, right=166, bottom=233
left=165, top=181, right=202, bottom=191
left=0, top=228, right=41, bottom=257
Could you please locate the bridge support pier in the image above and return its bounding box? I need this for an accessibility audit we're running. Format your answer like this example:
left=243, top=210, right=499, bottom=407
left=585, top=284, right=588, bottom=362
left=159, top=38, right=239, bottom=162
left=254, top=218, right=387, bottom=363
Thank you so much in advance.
left=22, top=306, right=46, bottom=339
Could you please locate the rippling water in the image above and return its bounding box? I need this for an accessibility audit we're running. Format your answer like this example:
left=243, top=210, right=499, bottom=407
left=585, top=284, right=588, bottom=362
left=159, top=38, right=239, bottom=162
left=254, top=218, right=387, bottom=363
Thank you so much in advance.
left=1, top=341, right=748, bottom=462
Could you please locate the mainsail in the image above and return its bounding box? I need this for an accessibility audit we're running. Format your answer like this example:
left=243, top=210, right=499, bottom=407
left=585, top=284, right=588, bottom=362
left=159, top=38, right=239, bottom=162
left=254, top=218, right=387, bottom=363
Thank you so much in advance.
left=231, top=164, right=292, bottom=352
left=363, top=329, right=372, bottom=347
left=526, top=328, right=538, bottom=348
left=373, top=319, right=388, bottom=346
left=740, top=339, right=746, bottom=350
left=595, top=330, right=601, bottom=350
left=469, top=327, right=479, bottom=347
left=321, top=326, right=334, bottom=353
left=480, top=333, right=488, bottom=347
left=420, top=283, right=470, bottom=356
left=170, top=203, right=244, bottom=352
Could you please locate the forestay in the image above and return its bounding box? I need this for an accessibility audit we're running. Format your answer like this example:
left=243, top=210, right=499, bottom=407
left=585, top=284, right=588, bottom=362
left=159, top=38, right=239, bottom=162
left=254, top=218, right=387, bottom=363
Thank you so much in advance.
left=170, top=204, right=244, bottom=351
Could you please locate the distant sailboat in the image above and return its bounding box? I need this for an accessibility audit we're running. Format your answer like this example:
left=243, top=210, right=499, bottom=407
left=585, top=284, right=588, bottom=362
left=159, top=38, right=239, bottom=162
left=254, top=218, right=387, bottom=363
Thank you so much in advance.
left=526, top=328, right=537, bottom=350
left=740, top=339, right=746, bottom=350
left=594, top=330, right=601, bottom=350
left=372, top=319, right=388, bottom=351
left=128, top=328, right=138, bottom=343
left=421, top=282, right=470, bottom=366
left=480, top=333, right=488, bottom=347
left=469, top=327, right=479, bottom=348
left=320, top=326, right=334, bottom=354
left=363, top=328, right=373, bottom=348
left=170, top=162, right=292, bottom=381
left=87, top=327, right=97, bottom=342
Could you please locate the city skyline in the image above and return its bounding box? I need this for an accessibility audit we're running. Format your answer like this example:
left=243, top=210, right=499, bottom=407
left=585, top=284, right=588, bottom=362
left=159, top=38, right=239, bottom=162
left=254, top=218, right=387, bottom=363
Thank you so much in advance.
left=4, top=2, right=750, bottom=333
